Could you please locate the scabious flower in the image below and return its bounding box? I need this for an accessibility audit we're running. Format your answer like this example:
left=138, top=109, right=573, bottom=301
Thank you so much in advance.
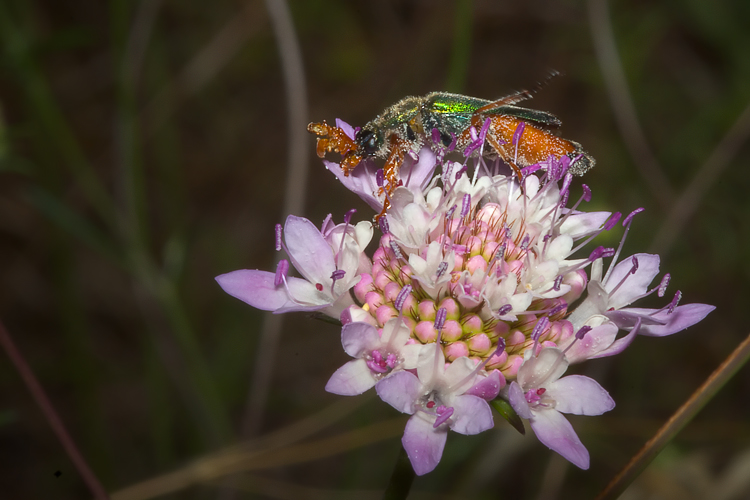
left=508, top=344, right=614, bottom=469
left=325, top=316, right=423, bottom=396
left=217, top=118, right=715, bottom=475
left=216, top=213, right=372, bottom=318
left=376, top=336, right=502, bottom=475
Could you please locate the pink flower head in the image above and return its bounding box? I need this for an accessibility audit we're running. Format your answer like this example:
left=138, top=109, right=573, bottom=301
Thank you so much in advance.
left=217, top=108, right=715, bottom=477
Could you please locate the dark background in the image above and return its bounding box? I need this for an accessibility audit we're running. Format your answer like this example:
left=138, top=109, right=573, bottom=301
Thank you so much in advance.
left=1, top=0, right=748, bottom=498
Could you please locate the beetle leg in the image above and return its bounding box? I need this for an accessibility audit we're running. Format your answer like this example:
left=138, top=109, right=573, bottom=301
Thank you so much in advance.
left=484, top=130, right=524, bottom=180
left=307, top=121, right=357, bottom=160
left=373, top=136, right=409, bottom=221
left=383, top=135, right=408, bottom=191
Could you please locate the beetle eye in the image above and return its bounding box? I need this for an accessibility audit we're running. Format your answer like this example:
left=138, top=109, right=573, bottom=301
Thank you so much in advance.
left=357, top=129, right=379, bottom=155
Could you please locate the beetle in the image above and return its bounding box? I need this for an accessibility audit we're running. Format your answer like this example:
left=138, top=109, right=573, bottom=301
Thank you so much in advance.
left=308, top=89, right=594, bottom=213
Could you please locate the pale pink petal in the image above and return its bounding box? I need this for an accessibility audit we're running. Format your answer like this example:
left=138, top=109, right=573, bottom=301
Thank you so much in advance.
left=416, top=344, right=444, bottom=384
left=605, top=253, right=660, bottom=307
left=465, top=370, right=505, bottom=400
left=340, top=322, right=380, bottom=358
left=320, top=213, right=335, bottom=236
left=400, top=344, right=423, bottom=369
left=402, top=413, right=448, bottom=476
left=548, top=375, right=615, bottom=416
left=508, top=381, right=532, bottom=419
left=381, top=318, right=411, bottom=347
left=588, top=324, right=638, bottom=359
left=215, top=270, right=327, bottom=313
left=450, top=395, right=494, bottom=435
left=375, top=371, right=421, bottom=414
left=607, top=304, right=715, bottom=337
left=324, top=160, right=383, bottom=212
left=562, top=322, right=618, bottom=363
left=442, top=356, right=476, bottom=393
left=400, top=147, right=438, bottom=191
left=335, top=118, right=355, bottom=140
left=529, top=409, right=590, bottom=469
left=325, top=359, right=376, bottom=395
left=560, top=211, right=612, bottom=238
left=283, top=215, right=336, bottom=284
left=517, top=348, right=568, bottom=388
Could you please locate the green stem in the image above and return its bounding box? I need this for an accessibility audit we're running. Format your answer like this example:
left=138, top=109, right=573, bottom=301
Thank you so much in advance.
left=382, top=445, right=415, bottom=500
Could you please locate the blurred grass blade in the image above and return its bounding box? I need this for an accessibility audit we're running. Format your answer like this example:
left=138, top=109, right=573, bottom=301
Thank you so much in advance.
left=0, top=3, right=117, bottom=227
left=25, top=187, right=123, bottom=266
left=596, top=331, right=750, bottom=500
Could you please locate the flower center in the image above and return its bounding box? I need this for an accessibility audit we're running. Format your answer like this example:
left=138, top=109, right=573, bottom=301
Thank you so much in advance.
left=524, top=387, right=555, bottom=410
left=365, top=349, right=398, bottom=375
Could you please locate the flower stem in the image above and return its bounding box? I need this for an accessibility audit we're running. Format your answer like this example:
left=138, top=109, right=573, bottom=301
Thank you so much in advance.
left=382, top=445, right=415, bottom=500
left=0, top=319, right=109, bottom=500
left=595, top=330, right=750, bottom=500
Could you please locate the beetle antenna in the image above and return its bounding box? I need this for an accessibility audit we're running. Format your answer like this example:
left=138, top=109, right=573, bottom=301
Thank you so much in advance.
left=526, top=69, right=562, bottom=97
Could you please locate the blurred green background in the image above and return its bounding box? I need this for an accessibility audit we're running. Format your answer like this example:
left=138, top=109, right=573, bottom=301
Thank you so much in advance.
left=1, top=0, right=748, bottom=498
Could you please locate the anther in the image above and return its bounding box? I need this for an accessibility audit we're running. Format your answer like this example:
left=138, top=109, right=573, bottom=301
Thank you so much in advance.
left=389, top=240, right=404, bottom=261
left=495, top=243, right=506, bottom=261
left=434, top=307, right=447, bottom=332
left=531, top=316, right=550, bottom=341
left=446, top=205, right=457, bottom=220
left=442, top=162, right=454, bottom=184
left=520, top=235, right=530, bottom=251
left=274, top=259, right=289, bottom=286
left=560, top=172, right=572, bottom=195
left=560, top=190, right=569, bottom=207
left=630, top=256, right=639, bottom=274
left=512, top=122, right=526, bottom=148
left=658, top=274, right=670, bottom=298
left=582, top=184, right=592, bottom=202
left=495, top=337, right=506, bottom=352
left=461, top=194, right=471, bottom=218
left=431, top=128, right=441, bottom=146
left=331, top=269, right=346, bottom=282
left=588, top=246, right=605, bottom=261
left=668, top=291, right=682, bottom=314
left=378, top=216, right=390, bottom=234
left=604, top=212, right=622, bottom=231
left=497, top=304, right=512, bottom=316
left=433, top=406, right=454, bottom=428
left=480, top=118, right=491, bottom=144
left=435, top=261, right=449, bottom=280
left=454, top=164, right=468, bottom=180
left=549, top=301, right=567, bottom=316
left=575, top=325, right=592, bottom=340
left=447, top=133, right=457, bottom=152
left=344, top=209, right=357, bottom=225
left=275, top=224, right=283, bottom=251
left=623, top=207, right=645, bottom=227
left=553, top=275, right=563, bottom=291
left=394, top=284, right=413, bottom=312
